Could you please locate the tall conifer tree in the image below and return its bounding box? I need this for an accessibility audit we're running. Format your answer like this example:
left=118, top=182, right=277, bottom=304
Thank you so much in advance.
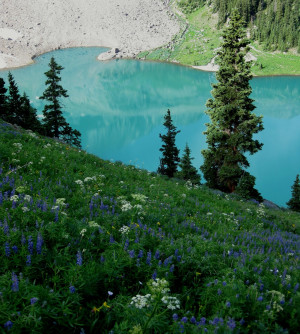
left=40, top=57, right=69, bottom=138
left=201, top=11, right=264, bottom=194
left=177, top=143, right=201, bottom=185
left=40, top=57, right=81, bottom=147
left=158, top=109, right=180, bottom=178
left=7, top=72, right=23, bottom=124
left=287, top=174, right=300, bottom=212
left=0, top=78, right=8, bottom=121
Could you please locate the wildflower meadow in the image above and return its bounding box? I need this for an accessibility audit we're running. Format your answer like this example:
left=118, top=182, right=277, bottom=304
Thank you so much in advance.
left=0, top=120, right=299, bottom=333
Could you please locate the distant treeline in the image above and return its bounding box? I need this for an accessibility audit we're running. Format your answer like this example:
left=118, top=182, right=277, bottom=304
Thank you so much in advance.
left=178, top=0, right=300, bottom=52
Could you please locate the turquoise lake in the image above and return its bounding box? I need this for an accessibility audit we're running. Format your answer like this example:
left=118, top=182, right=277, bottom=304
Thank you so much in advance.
left=1, top=47, right=299, bottom=207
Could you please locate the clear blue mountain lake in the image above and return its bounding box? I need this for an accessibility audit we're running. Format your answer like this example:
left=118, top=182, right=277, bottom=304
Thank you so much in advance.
left=1, top=47, right=299, bottom=207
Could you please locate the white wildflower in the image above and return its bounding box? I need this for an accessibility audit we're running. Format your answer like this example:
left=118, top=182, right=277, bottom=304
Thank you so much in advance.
left=119, top=225, right=130, bottom=235
left=75, top=180, right=83, bottom=186
left=80, top=229, right=87, bottom=237
left=148, top=278, right=170, bottom=295
left=182, top=193, right=186, bottom=198
left=21, top=207, right=30, bottom=213
left=185, top=180, right=193, bottom=190
left=88, top=221, right=100, bottom=228
left=51, top=205, right=59, bottom=210
left=130, top=294, right=151, bottom=309
left=11, top=159, right=20, bottom=163
left=131, top=194, right=148, bottom=203
left=24, top=195, right=32, bottom=202
left=121, top=201, right=133, bottom=212
left=84, top=176, right=96, bottom=182
left=10, top=195, right=19, bottom=202
left=161, top=296, right=180, bottom=310
left=56, top=198, right=66, bottom=206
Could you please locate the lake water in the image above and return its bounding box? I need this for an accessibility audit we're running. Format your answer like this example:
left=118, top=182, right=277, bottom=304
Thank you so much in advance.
left=1, top=47, right=299, bottom=207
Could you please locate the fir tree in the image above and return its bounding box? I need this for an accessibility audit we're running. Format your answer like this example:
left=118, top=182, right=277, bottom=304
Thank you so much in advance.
left=40, top=57, right=70, bottom=138
left=20, top=93, right=42, bottom=133
left=40, top=57, right=81, bottom=147
left=158, top=109, right=180, bottom=178
left=0, top=78, right=8, bottom=121
left=7, top=72, right=23, bottom=124
left=287, top=174, right=300, bottom=212
left=201, top=11, right=264, bottom=194
left=176, top=143, right=201, bottom=185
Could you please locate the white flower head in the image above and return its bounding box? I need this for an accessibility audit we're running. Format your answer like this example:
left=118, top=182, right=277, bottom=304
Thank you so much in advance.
left=119, top=225, right=130, bottom=235
left=130, top=294, right=151, bottom=309
left=10, top=195, right=19, bottom=202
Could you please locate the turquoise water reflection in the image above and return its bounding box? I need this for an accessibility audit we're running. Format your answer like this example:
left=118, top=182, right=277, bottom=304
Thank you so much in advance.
left=1, top=47, right=299, bottom=206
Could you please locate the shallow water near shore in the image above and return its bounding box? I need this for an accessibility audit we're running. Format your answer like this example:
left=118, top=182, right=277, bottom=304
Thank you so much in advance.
left=1, top=47, right=299, bottom=207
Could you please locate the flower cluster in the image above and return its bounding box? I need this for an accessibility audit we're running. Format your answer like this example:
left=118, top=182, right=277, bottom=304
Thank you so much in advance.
left=161, top=296, right=180, bottom=310
left=119, top=225, right=130, bottom=235
left=130, top=294, right=151, bottom=309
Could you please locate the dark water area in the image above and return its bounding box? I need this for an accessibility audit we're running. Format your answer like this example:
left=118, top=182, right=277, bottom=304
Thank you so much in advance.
left=1, top=47, right=299, bottom=207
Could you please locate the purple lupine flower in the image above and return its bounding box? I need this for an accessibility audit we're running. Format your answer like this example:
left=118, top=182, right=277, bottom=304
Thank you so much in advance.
left=4, top=320, right=13, bottom=330
left=222, top=281, right=227, bottom=286
left=170, top=264, right=175, bottom=273
left=190, top=316, right=196, bottom=324
left=109, top=234, right=115, bottom=243
left=152, top=270, right=157, bottom=280
left=260, top=284, right=264, bottom=291
left=227, top=318, right=236, bottom=330
left=257, top=296, right=263, bottom=302
left=181, top=317, right=188, bottom=323
left=173, top=313, right=179, bottom=321
left=128, top=250, right=135, bottom=258
left=69, top=286, right=76, bottom=294
left=26, top=255, right=31, bottom=266
left=100, top=255, right=105, bottom=263
left=155, top=249, right=160, bottom=260
left=21, top=233, right=26, bottom=245
left=36, top=233, right=43, bottom=255
left=12, top=245, right=18, bottom=254
left=5, top=242, right=11, bottom=257
left=124, top=239, right=129, bottom=251
left=137, top=249, right=143, bottom=258
left=239, top=318, right=245, bottom=325
left=30, top=297, right=38, bottom=305
left=226, top=301, right=231, bottom=307
left=11, top=272, right=19, bottom=292
left=28, top=236, right=33, bottom=254
left=217, top=289, right=222, bottom=295
left=76, top=250, right=83, bottom=266
left=3, top=221, right=9, bottom=235
left=199, top=317, right=206, bottom=325
left=294, top=283, right=299, bottom=292
left=108, top=291, right=113, bottom=296
left=279, top=300, right=285, bottom=305
left=146, top=251, right=152, bottom=266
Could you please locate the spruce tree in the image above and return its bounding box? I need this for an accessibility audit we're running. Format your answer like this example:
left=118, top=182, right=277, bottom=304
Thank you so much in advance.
left=0, top=78, right=8, bottom=121
left=158, top=109, right=180, bottom=178
left=40, top=57, right=70, bottom=138
left=201, top=11, right=264, bottom=194
left=7, top=72, right=23, bottom=124
left=20, top=93, right=42, bottom=133
left=287, top=174, right=300, bottom=212
left=177, top=143, right=201, bottom=185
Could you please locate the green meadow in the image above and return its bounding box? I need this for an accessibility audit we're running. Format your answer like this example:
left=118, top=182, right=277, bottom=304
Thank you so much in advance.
left=0, top=119, right=299, bottom=333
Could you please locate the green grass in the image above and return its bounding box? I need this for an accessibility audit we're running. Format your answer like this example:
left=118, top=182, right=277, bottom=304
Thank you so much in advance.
left=0, top=119, right=299, bottom=333
left=138, top=3, right=300, bottom=76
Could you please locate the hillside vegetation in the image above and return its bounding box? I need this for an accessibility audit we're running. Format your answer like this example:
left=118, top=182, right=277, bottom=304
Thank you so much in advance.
left=0, top=119, right=299, bottom=333
left=138, top=0, right=300, bottom=76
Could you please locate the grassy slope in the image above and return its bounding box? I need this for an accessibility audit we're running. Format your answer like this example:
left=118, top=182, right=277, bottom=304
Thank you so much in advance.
left=138, top=3, right=300, bottom=76
left=0, top=119, right=299, bottom=333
